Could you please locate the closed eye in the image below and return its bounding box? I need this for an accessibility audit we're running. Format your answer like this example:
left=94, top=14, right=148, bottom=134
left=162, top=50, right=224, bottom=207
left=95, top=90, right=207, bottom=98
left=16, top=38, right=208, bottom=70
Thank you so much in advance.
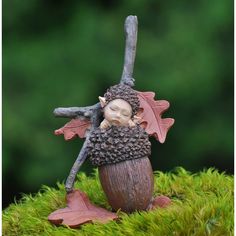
left=110, top=107, right=116, bottom=111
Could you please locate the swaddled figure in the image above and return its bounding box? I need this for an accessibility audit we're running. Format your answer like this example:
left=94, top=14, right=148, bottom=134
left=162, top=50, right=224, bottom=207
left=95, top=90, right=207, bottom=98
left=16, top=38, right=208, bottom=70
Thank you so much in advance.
left=87, top=84, right=154, bottom=213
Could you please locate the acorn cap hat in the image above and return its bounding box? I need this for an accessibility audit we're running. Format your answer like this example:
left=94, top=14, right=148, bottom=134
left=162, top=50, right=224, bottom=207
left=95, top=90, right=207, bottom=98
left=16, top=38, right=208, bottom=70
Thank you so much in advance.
left=104, top=84, right=140, bottom=116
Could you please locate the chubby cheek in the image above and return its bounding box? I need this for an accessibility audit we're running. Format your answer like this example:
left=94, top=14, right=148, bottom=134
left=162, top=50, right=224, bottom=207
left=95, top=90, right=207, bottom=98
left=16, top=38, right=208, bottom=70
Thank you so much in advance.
left=116, top=116, right=132, bottom=126
left=120, top=116, right=130, bottom=124
left=104, top=109, right=114, bottom=121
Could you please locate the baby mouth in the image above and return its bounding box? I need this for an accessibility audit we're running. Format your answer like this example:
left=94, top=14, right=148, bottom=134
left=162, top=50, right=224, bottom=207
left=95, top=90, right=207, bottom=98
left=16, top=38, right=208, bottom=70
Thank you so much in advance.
left=111, top=119, right=121, bottom=125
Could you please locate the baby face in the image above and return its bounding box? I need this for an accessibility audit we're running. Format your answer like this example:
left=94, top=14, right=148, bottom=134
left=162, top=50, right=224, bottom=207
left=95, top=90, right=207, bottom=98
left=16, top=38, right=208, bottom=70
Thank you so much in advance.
left=104, top=99, right=132, bottom=126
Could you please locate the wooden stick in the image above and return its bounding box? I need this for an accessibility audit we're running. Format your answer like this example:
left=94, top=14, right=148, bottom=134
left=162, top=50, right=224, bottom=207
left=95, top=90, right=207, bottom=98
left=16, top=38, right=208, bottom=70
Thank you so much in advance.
left=53, top=103, right=100, bottom=119
left=54, top=16, right=138, bottom=119
left=120, top=15, right=138, bottom=87
left=65, top=106, right=102, bottom=192
left=55, top=16, right=139, bottom=192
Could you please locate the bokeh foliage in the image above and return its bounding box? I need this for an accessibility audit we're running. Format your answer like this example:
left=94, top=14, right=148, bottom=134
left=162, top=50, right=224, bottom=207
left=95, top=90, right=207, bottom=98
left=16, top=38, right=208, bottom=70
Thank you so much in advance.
left=3, top=0, right=233, bottom=207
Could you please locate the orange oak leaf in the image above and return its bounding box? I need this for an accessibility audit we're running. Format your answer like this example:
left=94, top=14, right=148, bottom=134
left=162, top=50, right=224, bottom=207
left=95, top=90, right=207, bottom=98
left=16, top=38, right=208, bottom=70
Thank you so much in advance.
left=48, top=189, right=118, bottom=228
left=136, top=91, right=175, bottom=143
left=55, top=118, right=91, bottom=140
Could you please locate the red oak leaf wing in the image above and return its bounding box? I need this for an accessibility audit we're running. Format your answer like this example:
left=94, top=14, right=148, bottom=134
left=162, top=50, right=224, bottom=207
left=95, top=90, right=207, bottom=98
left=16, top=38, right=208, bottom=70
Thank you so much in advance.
left=55, top=118, right=91, bottom=140
left=48, top=190, right=118, bottom=228
left=136, top=91, right=175, bottom=143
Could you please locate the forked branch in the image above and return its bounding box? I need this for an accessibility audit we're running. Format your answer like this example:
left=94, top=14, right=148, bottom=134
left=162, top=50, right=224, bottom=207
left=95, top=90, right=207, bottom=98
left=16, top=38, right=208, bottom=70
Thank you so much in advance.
left=54, top=16, right=139, bottom=192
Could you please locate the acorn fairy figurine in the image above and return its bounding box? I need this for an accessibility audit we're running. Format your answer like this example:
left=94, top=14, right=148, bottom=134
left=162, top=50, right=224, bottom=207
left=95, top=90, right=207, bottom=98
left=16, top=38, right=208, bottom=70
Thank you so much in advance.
left=88, top=84, right=153, bottom=213
left=48, top=16, right=174, bottom=228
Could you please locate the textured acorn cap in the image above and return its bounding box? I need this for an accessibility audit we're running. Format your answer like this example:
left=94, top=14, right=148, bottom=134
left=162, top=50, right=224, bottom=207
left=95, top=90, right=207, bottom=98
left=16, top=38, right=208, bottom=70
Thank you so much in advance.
left=104, top=84, right=140, bottom=116
left=87, top=125, right=151, bottom=166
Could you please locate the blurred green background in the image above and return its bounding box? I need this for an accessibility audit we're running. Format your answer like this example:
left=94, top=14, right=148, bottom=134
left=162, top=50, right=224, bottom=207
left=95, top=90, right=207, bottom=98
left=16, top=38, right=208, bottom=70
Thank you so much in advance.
left=3, top=0, right=233, bottom=208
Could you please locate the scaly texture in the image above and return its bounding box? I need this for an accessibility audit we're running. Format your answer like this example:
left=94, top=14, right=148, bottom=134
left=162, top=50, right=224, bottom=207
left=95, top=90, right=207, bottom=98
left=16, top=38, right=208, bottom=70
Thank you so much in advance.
left=87, top=125, right=151, bottom=166
left=104, top=84, right=140, bottom=116
left=3, top=168, right=234, bottom=236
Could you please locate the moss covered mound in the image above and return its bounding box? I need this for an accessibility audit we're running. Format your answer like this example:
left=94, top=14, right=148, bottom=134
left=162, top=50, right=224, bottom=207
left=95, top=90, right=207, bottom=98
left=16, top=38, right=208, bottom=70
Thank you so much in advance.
left=3, top=168, right=234, bottom=236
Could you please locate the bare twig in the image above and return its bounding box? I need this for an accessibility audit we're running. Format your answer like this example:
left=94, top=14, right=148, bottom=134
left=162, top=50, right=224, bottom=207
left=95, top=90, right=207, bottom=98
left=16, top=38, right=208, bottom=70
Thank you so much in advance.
left=53, top=103, right=100, bottom=119
left=54, top=16, right=138, bottom=119
left=120, top=15, right=138, bottom=87
left=65, top=138, right=90, bottom=192
left=65, top=105, right=102, bottom=192
left=54, top=15, right=139, bottom=192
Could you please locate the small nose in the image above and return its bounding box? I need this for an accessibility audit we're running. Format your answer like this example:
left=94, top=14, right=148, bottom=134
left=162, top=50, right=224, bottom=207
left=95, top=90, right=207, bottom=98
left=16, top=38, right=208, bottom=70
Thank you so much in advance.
left=114, top=112, right=121, bottom=119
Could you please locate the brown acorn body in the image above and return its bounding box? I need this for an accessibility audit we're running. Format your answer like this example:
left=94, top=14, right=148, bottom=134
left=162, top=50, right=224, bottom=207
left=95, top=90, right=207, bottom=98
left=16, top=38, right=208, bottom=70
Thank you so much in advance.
left=88, top=125, right=153, bottom=213
left=98, top=157, right=154, bottom=213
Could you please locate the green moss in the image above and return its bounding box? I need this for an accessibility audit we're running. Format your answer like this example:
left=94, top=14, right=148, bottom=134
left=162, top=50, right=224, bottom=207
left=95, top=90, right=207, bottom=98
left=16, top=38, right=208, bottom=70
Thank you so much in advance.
left=3, top=168, right=234, bottom=236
